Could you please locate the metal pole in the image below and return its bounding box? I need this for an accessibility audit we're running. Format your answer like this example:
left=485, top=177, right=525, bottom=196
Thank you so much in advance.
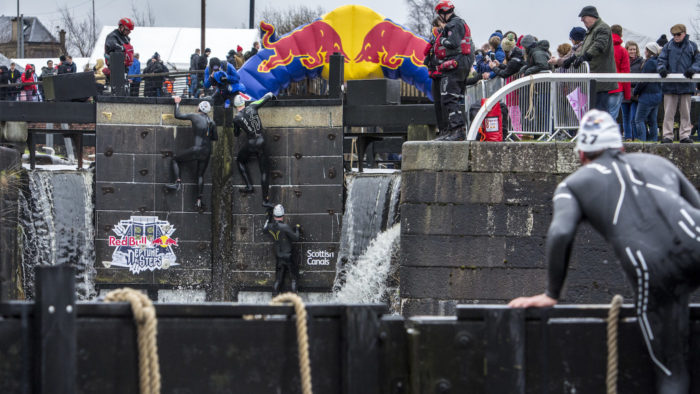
left=16, top=0, right=20, bottom=58
left=200, top=0, right=206, bottom=53
left=249, top=0, right=255, bottom=29
left=19, top=14, right=24, bottom=58
left=92, top=0, right=95, bottom=48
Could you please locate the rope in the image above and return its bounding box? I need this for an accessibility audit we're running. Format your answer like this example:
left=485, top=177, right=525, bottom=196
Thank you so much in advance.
left=271, top=293, right=313, bottom=394
left=524, top=75, right=536, bottom=121
left=105, top=288, right=161, bottom=394
left=606, top=294, right=624, bottom=394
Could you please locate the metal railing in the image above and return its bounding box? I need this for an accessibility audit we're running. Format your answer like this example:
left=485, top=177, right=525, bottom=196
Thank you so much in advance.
left=464, top=62, right=591, bottom=141
left=467, top=73, right=699, bottom=141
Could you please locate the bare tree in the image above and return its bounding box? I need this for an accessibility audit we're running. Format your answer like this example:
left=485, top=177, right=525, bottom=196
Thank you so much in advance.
left=691, top=0, right=700, bottom=42
left=404, top=0, right=435, bottom=39
left=257, top=5, right=325, bottom=36
left=131, top=1, right=156, bottom=28
left=58, top=5, right=99, bottom=57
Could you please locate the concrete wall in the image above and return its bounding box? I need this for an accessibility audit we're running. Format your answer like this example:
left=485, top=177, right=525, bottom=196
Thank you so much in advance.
left=211, top=103, right=344, bottom=300
left=400, top=142, right=700, bottom=316
left=94, top=101, right=213, bottom=296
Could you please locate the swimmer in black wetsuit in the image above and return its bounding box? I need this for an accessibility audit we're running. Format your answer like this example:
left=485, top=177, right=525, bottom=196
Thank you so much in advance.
left=166, top=96, right=217, bottom=209
left=510, top=110, right=700, bottom=394
left=232, top=92, right=274, bottom=202
left=263, top=203, right=301, bottom=294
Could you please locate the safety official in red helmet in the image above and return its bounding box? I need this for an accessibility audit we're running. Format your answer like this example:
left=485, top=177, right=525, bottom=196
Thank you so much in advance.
left=104, top=17, right=135, bottom=69
left=432, top=0, right=474, bottom=141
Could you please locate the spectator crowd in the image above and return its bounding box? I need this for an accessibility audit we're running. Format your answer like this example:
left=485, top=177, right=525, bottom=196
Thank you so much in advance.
left=1, top=6, right=699, bottom=143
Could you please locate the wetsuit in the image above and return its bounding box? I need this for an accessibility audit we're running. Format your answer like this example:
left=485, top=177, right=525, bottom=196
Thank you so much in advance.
left=233, top=92, right=274, bottom=200
left=170, top=103, right=217, bottom=207
left=547, top=149, right=700, bottom=393
left=264, top=217, right=300, bottom=293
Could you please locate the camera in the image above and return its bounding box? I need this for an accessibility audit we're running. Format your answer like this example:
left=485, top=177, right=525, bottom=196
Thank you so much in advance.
left=489, top=53, right=496, bottom=61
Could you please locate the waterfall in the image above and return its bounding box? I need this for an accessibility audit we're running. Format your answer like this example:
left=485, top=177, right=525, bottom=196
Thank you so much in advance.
left=334, top=223, right=400, bottom=310
left=333, top=171, right=402, bottom=304
left=19, top=170, right=96, bottom=300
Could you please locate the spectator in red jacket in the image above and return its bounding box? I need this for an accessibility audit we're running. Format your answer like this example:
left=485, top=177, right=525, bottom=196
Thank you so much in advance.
left=608, top=25, right=631, bottom=120
left=19, top=65, right=38, bottom=101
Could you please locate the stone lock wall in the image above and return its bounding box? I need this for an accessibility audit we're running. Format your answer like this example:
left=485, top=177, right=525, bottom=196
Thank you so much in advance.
left=400, top=142, right=700, bottom=316
left=95, top=100, right=214, bottom=297
left=211, top=102, right=344, bottom=301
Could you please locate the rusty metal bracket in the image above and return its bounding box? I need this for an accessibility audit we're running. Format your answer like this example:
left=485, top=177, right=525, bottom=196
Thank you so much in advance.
left=293, top=153, right=303, bottom=160
left=139, top=169, right=149, bottom=176
left=140, top=130, right=149, bottom=139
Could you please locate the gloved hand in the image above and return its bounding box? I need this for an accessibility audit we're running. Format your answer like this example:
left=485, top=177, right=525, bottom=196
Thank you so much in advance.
left=562, top=55, right=576, bottom=69
left=572, top=53, right=590, bottom=69
left=684, top=69, right=695, bottom=79
left=659, top=68, right=668, bottom=78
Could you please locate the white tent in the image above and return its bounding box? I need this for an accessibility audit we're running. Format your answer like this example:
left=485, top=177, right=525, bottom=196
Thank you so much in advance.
left=89, top=26, right=258, bottom=72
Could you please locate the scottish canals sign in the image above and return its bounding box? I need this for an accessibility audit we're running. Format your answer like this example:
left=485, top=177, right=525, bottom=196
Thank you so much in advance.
left=107, top=216, right=179, bottom=274
left=306, top=250, right=334, bottom=266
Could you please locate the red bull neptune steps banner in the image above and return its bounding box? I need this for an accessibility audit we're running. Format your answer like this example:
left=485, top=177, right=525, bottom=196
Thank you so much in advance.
left=238, top=5, right=433, bottom=100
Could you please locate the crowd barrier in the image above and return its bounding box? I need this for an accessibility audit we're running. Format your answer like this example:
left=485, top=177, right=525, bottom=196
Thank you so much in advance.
left=465, top=62, right=590, bottom=141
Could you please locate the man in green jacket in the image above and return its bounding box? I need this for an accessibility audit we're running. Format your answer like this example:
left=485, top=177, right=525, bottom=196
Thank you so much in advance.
left=564, top=6, right=617, bottom=112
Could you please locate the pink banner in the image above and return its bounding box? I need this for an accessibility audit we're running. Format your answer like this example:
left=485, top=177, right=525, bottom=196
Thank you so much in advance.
left=566, top=87, right=588, bottom=121
left=508, top=105, right=522, bottom=132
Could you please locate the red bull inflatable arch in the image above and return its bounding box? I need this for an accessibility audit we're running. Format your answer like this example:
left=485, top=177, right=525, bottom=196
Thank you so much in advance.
left=238, top=5, right=433, bottom=100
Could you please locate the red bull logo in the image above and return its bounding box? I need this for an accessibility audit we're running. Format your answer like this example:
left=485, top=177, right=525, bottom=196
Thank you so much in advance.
left=152, top=235, right=179, bottom=248
left=258, top=21, right=350, bottom=73
left=354, top=21, right=427, bottom=69
left=109, top=236, right=148, bottom=246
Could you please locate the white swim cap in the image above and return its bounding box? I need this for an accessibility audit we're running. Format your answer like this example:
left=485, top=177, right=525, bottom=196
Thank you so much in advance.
left=273, top=204, right=284, bottom=217
left=198, top=100, right=211, bottom=114
left=575, top=109, right=623, bottom=154
left=233, top=94, right=246, bottom=107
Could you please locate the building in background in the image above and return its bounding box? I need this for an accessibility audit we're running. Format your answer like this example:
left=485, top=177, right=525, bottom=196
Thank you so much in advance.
left=0, top=16, right=65, bottom=58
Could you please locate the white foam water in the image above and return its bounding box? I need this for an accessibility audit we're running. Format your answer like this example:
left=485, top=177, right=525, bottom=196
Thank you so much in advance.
left=333, top=224, right=400, bottom=311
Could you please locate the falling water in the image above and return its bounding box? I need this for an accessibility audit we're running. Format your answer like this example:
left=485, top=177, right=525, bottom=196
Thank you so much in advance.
left=333, top=171, right=402, bottom=306
left=334, top=224, right=401, bottom=311
left=19, top=170, right=96, bottom=300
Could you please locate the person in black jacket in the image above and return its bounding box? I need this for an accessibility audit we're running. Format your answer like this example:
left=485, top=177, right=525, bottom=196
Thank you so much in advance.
left=143, top=53, right=168, bottom=97
left=104, top=17, right=133, bottom=66
left=0, top=66, right=9, bottom=100
left=166, top=96, right=217, bottom=210
left=263, top=203, right=301, bottom=294
left=189, top=49, right=200, bottom=97
left=432, top=0, right=474, bottom=141
left=233, top=92, right=274, bottom=202
left=7, top=63, right=21, bottom=100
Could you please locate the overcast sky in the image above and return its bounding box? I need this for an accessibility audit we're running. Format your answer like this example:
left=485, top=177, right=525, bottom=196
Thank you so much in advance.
left=2, top=0, right=698, bottom=49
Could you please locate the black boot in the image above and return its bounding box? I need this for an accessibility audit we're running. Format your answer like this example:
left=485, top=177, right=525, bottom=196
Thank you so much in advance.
left=433, top=129, right=450, bottom=141
left=443, top=127, right=466, bottom=141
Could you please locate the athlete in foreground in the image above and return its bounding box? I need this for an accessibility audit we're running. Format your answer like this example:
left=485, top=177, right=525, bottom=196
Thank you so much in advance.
left=166, top=96, right=217, bottom=209
left=263, top=204, right=301, bottom=294
left=509, top=110, right=700, bottom=393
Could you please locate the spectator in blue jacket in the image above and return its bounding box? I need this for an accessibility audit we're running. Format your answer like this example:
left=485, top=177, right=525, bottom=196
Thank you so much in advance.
left=204, top=57, right=246, bottom=105
left=657, top=23, right=700, bottom=143
left=128, top=53, right=141, bottom=97
left=634, top=42, right=663, bottom=141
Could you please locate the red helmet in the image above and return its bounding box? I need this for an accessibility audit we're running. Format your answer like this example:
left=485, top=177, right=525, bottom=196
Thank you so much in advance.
left=119, top=17, right=134, bottom=31
left=434, top=0, right=455, bottom=13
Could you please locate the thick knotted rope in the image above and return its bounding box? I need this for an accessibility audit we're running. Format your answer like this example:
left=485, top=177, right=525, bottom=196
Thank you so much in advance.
left=271, top=293, right=313, bottom=394
left=105, top=288, right=161, bottom=394
left=606, top=295, right=624, bottom=394
left=524, top=75, right=537, bottom=121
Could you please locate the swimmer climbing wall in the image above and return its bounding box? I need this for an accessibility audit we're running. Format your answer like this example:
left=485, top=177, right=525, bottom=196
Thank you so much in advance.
left=211, top=100, right=344, bottom=301
left=94, top=97, right=214, bottom=300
